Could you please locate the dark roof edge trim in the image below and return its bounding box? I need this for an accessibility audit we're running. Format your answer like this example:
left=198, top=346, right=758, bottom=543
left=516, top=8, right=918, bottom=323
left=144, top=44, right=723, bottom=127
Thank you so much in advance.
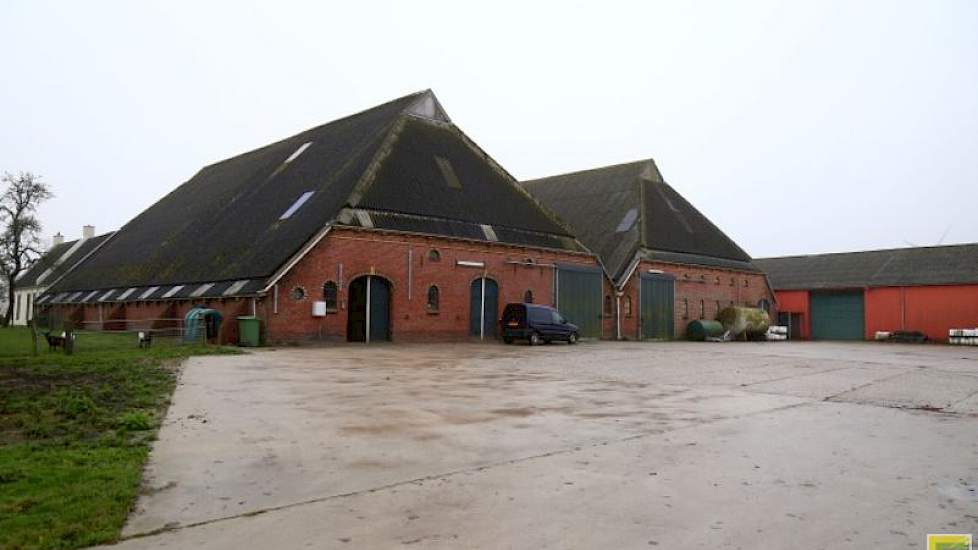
left=330, top=223, right=598, bottom=259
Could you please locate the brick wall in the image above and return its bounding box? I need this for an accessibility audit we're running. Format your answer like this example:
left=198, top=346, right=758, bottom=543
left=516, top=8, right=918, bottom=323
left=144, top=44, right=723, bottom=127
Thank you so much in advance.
left=262, top=227, right=601, bottom=343
left=610, top=260, right=773, bottom=340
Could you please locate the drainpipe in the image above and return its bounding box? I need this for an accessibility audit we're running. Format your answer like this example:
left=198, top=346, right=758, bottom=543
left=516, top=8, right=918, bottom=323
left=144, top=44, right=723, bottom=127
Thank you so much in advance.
left=365, top=275, right=372, bottom=344
left=615, top=294, right=621, bottom=341
left=480, top=276, right=486, bottom=341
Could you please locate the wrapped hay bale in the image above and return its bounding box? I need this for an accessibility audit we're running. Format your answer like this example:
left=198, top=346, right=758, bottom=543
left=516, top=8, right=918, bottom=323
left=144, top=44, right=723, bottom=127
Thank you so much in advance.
left=717, top=307, right=770, bottom=340
left=686, top=320, right=725, bottom=341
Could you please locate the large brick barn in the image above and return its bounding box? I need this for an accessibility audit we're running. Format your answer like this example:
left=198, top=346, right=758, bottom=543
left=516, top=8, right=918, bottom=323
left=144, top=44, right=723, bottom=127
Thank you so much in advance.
left=756, top=244, right=978, bottom=342
left=523, top=160, right=774, bottom=340
left=39, top=91, right=605, bottom=344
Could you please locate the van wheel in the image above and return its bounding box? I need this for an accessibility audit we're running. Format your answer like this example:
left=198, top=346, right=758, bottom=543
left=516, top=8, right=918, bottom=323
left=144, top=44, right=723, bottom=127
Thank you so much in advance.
left=529, top=333, right=541, bottom=346
left=568, top=333, right=578, bottom=344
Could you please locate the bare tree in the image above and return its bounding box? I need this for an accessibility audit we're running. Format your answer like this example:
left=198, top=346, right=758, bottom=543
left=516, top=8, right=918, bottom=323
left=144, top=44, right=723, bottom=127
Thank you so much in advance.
left=0, top=172, right=53, bottom=327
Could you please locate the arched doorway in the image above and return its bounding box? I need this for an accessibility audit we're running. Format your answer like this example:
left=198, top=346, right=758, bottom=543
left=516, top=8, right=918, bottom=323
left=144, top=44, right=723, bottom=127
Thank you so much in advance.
left=347, top=275, right=391, bottom=342
left=469, top=277, right=498, bottom=340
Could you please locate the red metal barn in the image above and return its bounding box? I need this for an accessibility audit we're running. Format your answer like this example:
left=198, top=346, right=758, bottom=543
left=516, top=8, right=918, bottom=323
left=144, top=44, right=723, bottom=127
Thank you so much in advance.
left=756, top=244, right=978, bottom=342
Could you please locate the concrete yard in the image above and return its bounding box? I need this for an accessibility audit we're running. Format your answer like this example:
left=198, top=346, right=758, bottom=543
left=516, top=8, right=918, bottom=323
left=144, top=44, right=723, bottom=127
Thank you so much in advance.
left=104, top=342, right=978, bottom=549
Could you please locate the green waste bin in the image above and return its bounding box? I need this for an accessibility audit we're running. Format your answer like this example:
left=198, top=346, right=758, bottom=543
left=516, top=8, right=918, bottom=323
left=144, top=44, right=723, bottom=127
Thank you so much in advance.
left=237, top=316, right=261, bottom=347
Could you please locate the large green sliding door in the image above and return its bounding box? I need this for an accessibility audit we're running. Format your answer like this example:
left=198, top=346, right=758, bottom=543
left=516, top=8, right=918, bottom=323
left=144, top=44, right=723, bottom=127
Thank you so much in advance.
left=640, top=273, right=675, bottom=340
left=556, top=264, right=602, bottom=338
left=810, top=291, right=864, bottom=340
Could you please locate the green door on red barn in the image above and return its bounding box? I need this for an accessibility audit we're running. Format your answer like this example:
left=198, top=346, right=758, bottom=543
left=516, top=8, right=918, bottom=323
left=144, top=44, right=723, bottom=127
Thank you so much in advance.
left=810, top=290, right=864, bottom=340
left=640, top=273, right=675, bottom=340
left=555, top=264, right=603, bottom=338
left=347, top=275, right=391, bottom=342
left=469, top=277, right=498, bottom=339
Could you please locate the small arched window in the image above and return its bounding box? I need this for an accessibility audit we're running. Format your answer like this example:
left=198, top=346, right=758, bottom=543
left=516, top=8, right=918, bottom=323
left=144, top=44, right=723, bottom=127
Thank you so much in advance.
left=624, top=296, right=632, bottom=318
left=744, top=279, right=749, bottom=287
left=523, top=289, right=534, bottom=303
left=700, top=299, right=705, bottom=319
left=729, top=277, right=735, bottom=287
left=683, top=298, right=689, bottom=319
left=323, top=281, right=338, bottom=312
left=426, top=285, right=440, bottom=311
left=715, top=276, right=721, bottom=285
left=428, top=249, right=441, bottom=262
left=604, top=295, right=613, bottom=316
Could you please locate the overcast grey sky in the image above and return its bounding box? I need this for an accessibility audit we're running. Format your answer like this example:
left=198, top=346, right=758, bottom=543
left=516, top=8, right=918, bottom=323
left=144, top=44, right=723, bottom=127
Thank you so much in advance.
left=1, top=1, right=976, bottom=258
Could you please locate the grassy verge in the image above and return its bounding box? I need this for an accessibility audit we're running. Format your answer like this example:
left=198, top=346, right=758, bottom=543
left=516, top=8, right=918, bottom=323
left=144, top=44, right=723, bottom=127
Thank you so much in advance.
left=0, top=327, right=238, bottom=550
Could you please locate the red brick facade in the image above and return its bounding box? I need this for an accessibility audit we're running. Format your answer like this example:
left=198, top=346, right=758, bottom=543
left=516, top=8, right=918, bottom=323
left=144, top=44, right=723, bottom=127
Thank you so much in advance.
left=260, top=227, right=601, bottom=343
left=44, top=231, right=774, bottom=345
left=606, top=260, right=774, bottom=340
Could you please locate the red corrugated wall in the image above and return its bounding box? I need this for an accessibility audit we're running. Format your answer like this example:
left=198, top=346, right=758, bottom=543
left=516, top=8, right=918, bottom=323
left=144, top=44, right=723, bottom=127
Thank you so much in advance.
left=773, top=290, right=810, bottom=339
left=865, top=284, right=978, bottom=342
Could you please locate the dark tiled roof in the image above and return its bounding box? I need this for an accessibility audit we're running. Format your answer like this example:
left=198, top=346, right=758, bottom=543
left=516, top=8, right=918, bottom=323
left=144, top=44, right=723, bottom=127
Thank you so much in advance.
left=51, top=91, right=583, bottom=295
left=755, top=243, right=978, bottom=290
left=16, top=233, right=113, bottom=288
left=523, top=159, right=755, bottom=284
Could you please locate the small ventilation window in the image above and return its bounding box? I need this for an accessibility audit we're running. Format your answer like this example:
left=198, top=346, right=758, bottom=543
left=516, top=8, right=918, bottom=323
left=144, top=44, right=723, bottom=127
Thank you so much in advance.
left=323, top=281, right=338, bottom=312
left=683, top=298, right=689, bottom=319
left=280, top=191, right=314, bottom=220
left=700, top=299, right=705, bottom=320
left=604, top=295, right=613, bottom=316
left=524, top=289, right=534, bottom=304
left=290, top=286, right=307, bottom=301
left=744, top=279, right=749, bottom=288
left=624, top=296, right=633, bottom=318
left=428, top=249, right=441, bottom=262
left=426, top=285, right=440, bottom=312
left=435, top=156, right=462, bottom=189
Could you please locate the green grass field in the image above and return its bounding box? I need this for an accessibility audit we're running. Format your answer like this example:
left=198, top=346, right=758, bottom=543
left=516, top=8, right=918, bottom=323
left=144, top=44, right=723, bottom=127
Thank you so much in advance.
left=0, top=326, right=238, bottom=550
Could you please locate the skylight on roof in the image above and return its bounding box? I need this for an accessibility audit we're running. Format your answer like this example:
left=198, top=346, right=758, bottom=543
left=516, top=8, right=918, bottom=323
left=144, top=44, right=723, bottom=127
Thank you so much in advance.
left=223, top=280, right=249, bottom=296
left=98, top=290, right=115, bottom=302
left=481, top=224, right=498, bottom=242
left=190, top=283, right=215, bottom=297
left=616, top=208, right=638, bottom=233
left=117, top=288, right=138, bottom=301
left=139, top=286, right=160, bottom=300
left=162, top=285, right=184, bottom=298
left=284, top=141, right=313, bottom=164
left=279, top=191, right=314, bottom=220
left=435, top=156, right=462, bottom=189
left=82, top=290, right=99, bottom=302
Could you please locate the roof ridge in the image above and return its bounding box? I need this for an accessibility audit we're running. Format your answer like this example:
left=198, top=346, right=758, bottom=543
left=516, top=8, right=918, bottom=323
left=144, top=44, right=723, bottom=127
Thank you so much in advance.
left=757, top=241, right=978, bottom=261
left=196, top=90, right=429, bottom=173
left=524, top=158, right=656, bottom=184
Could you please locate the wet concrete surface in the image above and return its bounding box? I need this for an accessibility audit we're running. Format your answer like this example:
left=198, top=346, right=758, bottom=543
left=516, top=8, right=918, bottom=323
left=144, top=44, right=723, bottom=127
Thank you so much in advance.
left=102, top=341, right=978, bottom=549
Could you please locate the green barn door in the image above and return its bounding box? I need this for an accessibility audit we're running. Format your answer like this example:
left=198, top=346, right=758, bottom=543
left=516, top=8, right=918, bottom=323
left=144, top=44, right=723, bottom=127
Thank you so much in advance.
left=556, top=264, right=602, bottom=338
left=810, top=291, right=864, bottom=340
left=640, top=274, right=675, bottom=340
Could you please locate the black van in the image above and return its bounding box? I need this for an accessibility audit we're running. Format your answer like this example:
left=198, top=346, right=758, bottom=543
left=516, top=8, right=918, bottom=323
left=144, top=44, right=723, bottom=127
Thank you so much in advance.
left=501, top=303, right=579, bottom=345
